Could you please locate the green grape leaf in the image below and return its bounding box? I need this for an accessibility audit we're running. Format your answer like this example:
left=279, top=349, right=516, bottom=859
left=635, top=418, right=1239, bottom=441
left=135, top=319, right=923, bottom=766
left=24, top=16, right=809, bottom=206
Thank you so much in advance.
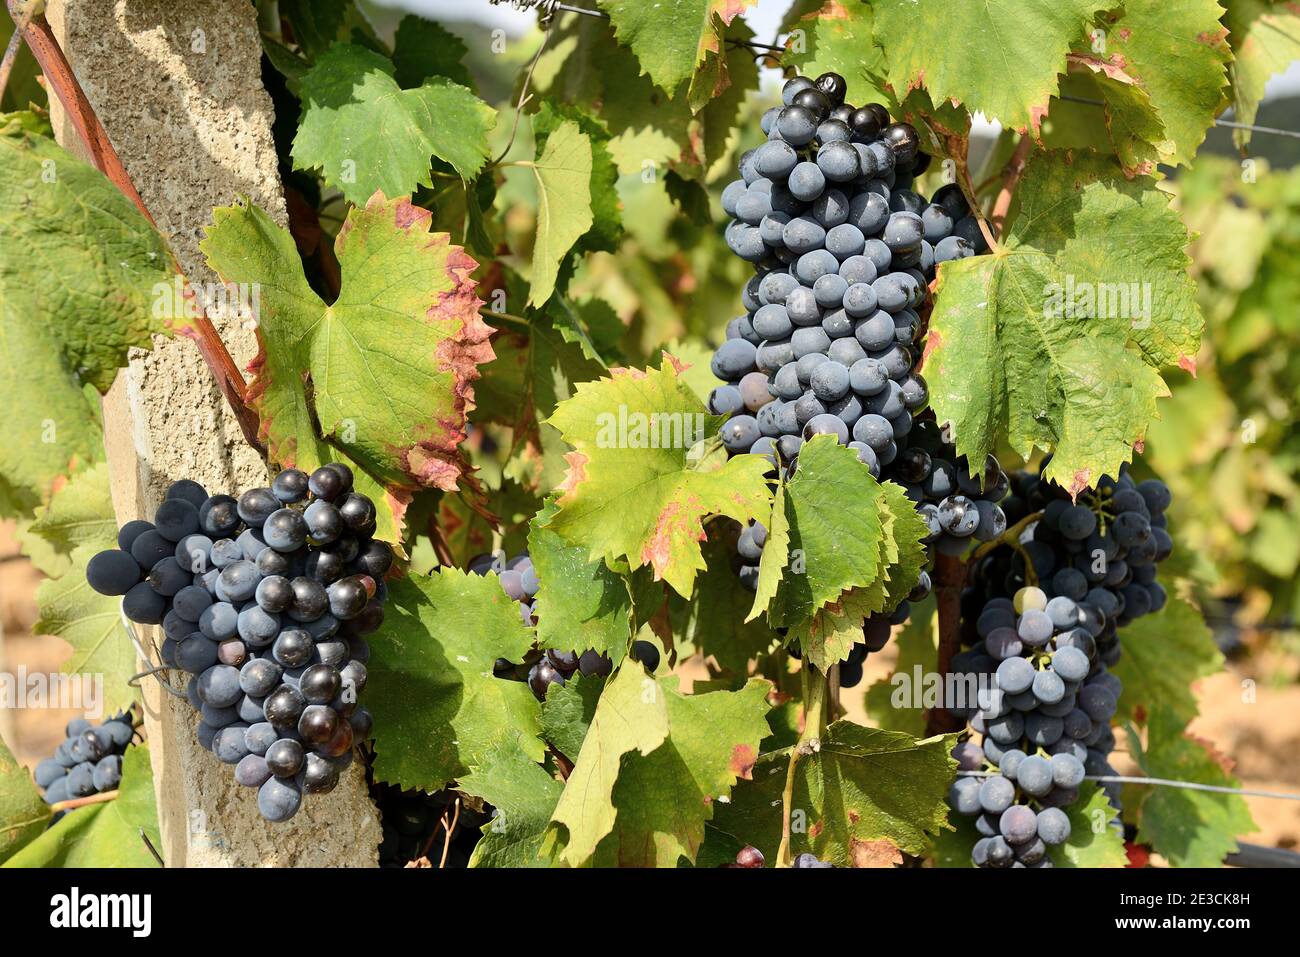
left=4, top=745, right=160, bottom=868
left=532, top=12, right=754, bottom=177
left=525, top=119, right=593, bottom=307
left=930, top=808, right=982, bottom=867
left=528, top=499, right=634, bottom=662
left=595, top=0, right=756, bottom=111
left=1112, top=593, right=1223, bottom=728
left=0, top=737, right=49, bottom=864
left=1049, top=781, right=1128, bottom=867
left=758, top=436, right=927, bottom=636
left=1129, top=708, right=1257, bottom=867
left=667, top=530, right=778, bottom=677
left=747, top=481, right=789, bottom=623
left=0, top=116, right=171, bottom=513
left=366, top=569, right=544, bottom=791
left=34, top=544, right=138, bottom=718
left=872, top=0, right=1110, bottom=134
left=1079, top=3, right=1231, bottom=168
left=540, top=675, right=606, bottom=764
left=548, top=664, right=771, bottom=867
left=865, top=599, right=937, bottom=736
left=1223, top=0, right=1300, bottom=149
left=391, top=15, right=473, bottom=89
left=201, top=196, right=495, bottom=534
left=291, top=44, right=496, bottom=204
left=924, top=151, right=1203, bottom=495
left=533, top=104, right=623, bottom=257
left=711, top=721, right=958, bottom=866
left=460, top=735, right=564, bottom=868
left=544, top=360, right=772, bottom=597
left=782, top=1, right=889, bottom=107
left=27, top=462, right=117, bottom=555
left=276, top=0, right=352, bottom=62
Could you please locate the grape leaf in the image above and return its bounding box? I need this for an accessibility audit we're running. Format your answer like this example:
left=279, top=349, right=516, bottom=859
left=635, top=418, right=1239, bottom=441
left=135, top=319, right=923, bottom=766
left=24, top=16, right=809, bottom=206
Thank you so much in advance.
left=1112, top=593, right=1223, bottom=728
left=711, top=721, right=957, bottom=866
left=1079, top=2, right=1231, bottom=167
left=543, top=359, right=772, bottom=597
left=291, top=44, right=496, bottom=205
left=1223, top=0, right=1300, bottom=149
left=756, top=436, right=926, bottom=639
left=391, top=15, right=473, bottom=90
left=540, top=675, right=606, bottom=764
left=547, top=663, right=771, bottom=867
left=533, top=104, right=623, bottom=258
left=1042, top=69, right=1172, bottom=177
left=865, top=599, right=937, bottom=736
left=872, top=0, right=1109, bottom=134
left=0, top=737, right=49, bottom=864
left=667, top=531, right=778, bottom=677
left=201, top=196, right=494, bottom=528
left=1049, top=781, right=1128, bottom=867
left=532, top=12, right=754, bottom=177
left=34, top=544, right=138, bottom=718
left=923, top=150, right=1203, bottom=495
left=460, top=735, right=563, bottom=869
left=782, top=1, right=889, bottom=107
left=0, top=115, right=171, bottom=513
left=595, top=0, right=756, bottom=112
left=366, top=569, right=544, bottom=791
left=1129, top=708, right=1256, bottom=867
left=527, top=499, right=634, bottom=663
left=525, top=119, right=594, bottom=307
left=4, top=745, right=160, bottom=868
left=27, top=462, right=117, bottom=555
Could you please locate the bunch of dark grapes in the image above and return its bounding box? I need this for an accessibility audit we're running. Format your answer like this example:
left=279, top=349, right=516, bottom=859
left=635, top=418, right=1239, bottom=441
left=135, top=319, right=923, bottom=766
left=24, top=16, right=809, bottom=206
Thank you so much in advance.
left=946, top=467, right=1173, bottom=866
left=712, top=70, right=1000, bottom=676
left=726, top=845, right=833, bottom=868
left=84, top=464, right=391, bottom=822
left=33, top=712, right=137, bottom=807
left=470, top=552, right=657, bottom=699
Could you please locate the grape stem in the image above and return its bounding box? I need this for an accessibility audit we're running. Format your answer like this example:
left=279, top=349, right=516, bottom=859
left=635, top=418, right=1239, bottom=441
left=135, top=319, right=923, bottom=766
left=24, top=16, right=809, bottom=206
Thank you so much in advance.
left=971, top=510, right=1043, bottom=561
left=50, top=789, right=119, bottom=812
left=777, top=665, right=827, bottom=867
left=7, top=4, right=266, bottom=457
left=991, top=136, right=1033, bottom=235
left=926, top=551, right=968, bottom=735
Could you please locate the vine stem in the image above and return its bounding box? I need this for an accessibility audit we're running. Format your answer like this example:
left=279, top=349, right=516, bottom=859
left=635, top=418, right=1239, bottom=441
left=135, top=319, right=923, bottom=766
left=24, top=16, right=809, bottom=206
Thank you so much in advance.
left=6, top=4, right=265, bottom=457
left=50, top=789, right=119, bottom=812
left=777, top=665, right=827, bottom=867
left=991, top=135, right=1033, bottom=235
left=926, top=552, right=967, bottom=736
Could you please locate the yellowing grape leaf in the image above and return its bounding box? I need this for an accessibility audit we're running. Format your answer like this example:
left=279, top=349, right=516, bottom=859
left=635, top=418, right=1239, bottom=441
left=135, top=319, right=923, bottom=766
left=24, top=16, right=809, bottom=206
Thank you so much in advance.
left=291, top=44, right=496, bottom=205
left=872, top=0, right=1110, bottom=134
left=711, top=721, right=957, bottom=866
left=366, top=569, right=544, bottom=791
left=27, top=462, right=117, bottom=555
left=923, top=151, right=1203, bottom=495
left=0, top=114, right=172, bottom=513
left=460, top=735, right=564, bottom=869
left=201, top=196, right=494, bottom=539
left=1223, top=0, right=1300, bottom=149
left=547, top=662, right=772, bottom=867
left=526, top=119, right=593, bottom=307
left=543, top=359, right=772, bottom=597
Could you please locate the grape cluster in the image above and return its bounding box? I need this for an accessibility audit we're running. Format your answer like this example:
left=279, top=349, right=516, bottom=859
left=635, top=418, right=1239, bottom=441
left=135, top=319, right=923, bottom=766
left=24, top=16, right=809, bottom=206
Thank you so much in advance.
left=33, top=712, right=136, bottom=805
left=711, top=70, right=987, bottom=478
left=469, top=552, right=625, bottom=700
left=946, top=469, right=1173, bottom=866
left=713, top=70, right=999, bottom=676
left=84, top=465, right=390, bottom=823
